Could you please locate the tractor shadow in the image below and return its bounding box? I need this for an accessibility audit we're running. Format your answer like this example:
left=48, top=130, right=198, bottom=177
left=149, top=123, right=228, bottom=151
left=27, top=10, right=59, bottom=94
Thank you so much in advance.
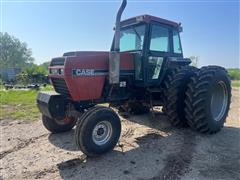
left=48, top=109, right=172, bottom=152
left=126, top=110, right=175, bottom=132
left=48, top=110, right=172, bottom=153
left=55, top=131, right=178, bottom=180
left=47, top=112, right=240, bottom=180
left=47, top=111, right=197, bottom=180
left=48, top=129, right=78, bottom=151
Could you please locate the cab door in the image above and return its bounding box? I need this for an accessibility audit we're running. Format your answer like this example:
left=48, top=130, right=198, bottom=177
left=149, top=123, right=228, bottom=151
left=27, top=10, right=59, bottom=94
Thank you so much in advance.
left=145, top=23, right=172, bottom=86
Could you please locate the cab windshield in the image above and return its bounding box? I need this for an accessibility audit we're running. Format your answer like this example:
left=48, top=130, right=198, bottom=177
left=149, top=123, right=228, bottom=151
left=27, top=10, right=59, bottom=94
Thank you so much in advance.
left=120, top=24, right=146, bottom=52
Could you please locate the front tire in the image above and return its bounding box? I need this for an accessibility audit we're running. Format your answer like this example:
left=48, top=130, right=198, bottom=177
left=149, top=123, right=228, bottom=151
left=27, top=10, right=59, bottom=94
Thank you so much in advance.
left=42, top=115, right=76, bottom=133
left=185, top=66, right=231, bottom=133
left=75, top=106, right=121, bottom=157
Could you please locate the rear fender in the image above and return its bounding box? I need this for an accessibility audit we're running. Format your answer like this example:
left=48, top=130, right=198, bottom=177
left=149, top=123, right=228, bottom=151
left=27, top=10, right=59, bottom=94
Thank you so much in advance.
left=158, top=57, right=191, bottom=85
left=166, top=57, right=191, bottom=68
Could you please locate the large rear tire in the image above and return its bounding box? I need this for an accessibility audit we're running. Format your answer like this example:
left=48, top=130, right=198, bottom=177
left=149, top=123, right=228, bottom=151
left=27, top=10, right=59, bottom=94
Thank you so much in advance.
left=163, top=66, right=198, bottom=126
left=185, top=66, right=231, bottom=133
left=75, top=106, right=121, bottom=157
left=42, top=115, right=76, bottom=133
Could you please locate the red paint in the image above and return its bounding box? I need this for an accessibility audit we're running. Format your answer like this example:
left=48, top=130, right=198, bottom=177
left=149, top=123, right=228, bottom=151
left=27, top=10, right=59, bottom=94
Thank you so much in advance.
left=49, top=51, right=134, bottom=101
left=121, top=14, right=180, bottom=28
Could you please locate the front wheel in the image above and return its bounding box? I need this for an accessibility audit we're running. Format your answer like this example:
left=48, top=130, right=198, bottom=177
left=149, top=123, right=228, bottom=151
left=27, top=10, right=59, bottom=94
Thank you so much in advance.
left=75, top=106, right=121, bottom=157
left=42, top=115, right=76, bottom=133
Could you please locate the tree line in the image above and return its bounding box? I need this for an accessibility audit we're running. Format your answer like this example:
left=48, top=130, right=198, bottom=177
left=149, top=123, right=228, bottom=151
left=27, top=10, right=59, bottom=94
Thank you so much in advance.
left=0, top=32, right=49, bottom=84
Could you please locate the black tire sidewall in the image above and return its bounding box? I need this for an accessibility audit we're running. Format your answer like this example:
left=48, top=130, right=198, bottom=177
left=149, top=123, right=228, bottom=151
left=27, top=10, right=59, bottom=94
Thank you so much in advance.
left=204, top=70, right=231, bottom=131
left=80, top=109, right=121, bottom=155
left=163, top=66, right=198, bottom=126
left=42, top=115, right=76, bottom=133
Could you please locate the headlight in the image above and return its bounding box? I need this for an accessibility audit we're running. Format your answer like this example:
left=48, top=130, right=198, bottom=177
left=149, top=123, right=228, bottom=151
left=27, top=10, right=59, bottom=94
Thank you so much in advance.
left=60, top=68, right=64, bottom=75
left=49, top=68, right=64, bottom=75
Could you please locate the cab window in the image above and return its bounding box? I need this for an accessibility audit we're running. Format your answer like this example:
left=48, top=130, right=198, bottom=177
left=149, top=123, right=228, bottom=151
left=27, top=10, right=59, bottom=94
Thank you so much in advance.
left=173, top=30, right=182, bottom=54
left=120, top=25, right=146, bottom=52
left=150, top=25, right=170, bottom=52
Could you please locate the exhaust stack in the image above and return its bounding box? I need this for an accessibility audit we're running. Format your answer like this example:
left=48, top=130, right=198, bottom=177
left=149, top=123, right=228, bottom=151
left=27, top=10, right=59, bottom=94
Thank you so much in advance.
left=109, top=0, right=127, bottom=84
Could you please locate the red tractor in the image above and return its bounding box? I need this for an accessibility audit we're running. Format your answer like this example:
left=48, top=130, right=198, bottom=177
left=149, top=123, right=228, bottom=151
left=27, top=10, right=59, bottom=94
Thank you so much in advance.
left=37, top=0, right=231, bottom=157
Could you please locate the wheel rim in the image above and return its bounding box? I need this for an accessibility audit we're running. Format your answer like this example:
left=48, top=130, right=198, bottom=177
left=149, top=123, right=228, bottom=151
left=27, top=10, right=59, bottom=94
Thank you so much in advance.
left=210, top=81, right=228, bottom=121
left=92, top=121, right=113, bottom=146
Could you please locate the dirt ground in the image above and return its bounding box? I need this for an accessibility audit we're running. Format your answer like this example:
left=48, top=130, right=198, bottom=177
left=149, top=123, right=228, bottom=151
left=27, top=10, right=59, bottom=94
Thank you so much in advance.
left=0, top=88, right=239, bottom=180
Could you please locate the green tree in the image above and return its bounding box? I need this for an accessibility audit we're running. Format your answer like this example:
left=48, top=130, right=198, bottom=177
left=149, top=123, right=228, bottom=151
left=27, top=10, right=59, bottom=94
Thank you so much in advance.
left=25, top=64, right=46, bottom=75
left=17, top=64, right=48, bottom=84
left=39, top=61, right=50, bottom=73
left=228, top=68, right=240, bottom=80
left=0, top=32, right=34, bottom=68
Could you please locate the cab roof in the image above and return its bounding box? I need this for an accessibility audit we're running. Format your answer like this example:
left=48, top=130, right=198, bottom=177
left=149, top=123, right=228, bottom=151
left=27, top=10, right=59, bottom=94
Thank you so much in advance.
left=120, top=14, right=180, bottom=28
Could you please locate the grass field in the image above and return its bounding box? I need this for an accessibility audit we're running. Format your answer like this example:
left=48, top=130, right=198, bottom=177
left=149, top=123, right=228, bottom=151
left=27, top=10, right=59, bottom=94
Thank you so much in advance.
left=0, top=86, right=53, bottom=121
left=232, top=80, right=240, bottom=87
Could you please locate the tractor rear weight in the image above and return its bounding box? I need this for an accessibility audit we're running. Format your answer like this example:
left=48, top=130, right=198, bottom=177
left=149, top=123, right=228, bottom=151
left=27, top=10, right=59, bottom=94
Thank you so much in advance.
left=37, top=92, right=66, bottom=120
left=37, top=0, right=232, bottom=157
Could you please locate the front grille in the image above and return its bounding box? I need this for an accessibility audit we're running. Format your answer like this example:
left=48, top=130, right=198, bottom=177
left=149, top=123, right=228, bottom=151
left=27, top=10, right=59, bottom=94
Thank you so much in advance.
left=50, top=58, right=65, bottom=66
left=51, top=78, right=71, bottom=98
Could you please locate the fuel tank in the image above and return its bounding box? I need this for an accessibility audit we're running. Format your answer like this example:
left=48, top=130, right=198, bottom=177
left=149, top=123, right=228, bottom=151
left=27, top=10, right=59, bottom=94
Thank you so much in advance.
left=48, top=51, right=134, bottom=101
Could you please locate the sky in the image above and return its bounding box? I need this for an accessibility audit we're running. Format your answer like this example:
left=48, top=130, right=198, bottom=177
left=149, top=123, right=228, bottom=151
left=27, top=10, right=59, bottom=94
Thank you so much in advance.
left=1, top=0, right=239, bottom=68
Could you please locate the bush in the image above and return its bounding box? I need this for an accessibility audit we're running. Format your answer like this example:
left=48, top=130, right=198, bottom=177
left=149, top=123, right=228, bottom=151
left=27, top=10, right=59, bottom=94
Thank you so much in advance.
left=15, top=63, right=49, bottom=85
left=228, top=69, right=240, bottom=80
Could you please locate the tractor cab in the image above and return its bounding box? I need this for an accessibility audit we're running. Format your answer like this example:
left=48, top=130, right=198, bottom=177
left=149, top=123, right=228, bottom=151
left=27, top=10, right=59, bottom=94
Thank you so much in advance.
left=118, top=15, right=186, bottom=87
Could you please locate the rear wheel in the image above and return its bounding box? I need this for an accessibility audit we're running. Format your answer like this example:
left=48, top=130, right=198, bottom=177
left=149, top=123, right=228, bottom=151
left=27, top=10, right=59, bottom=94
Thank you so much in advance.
left=75, top=106, right=121, bottom=157
left=42, top=115, right=76, bottom=133
left=185, top=66, right=231, bottom=133
left=163, top=66, right=198, bottom=126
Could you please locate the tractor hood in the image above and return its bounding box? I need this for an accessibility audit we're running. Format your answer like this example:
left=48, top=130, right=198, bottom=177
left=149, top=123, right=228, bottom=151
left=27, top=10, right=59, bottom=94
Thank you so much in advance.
left=63, top=51, right=109, bottom=57
left=61, top=51, right=134, bottom=72
left=48, top=51, right=134, bottom=101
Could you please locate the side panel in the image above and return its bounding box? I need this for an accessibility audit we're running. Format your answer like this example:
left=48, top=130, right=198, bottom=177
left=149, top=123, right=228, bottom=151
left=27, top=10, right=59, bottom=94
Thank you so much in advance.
left=64, top=54, right=107, bottom=101
left=61, top=52, right=134, bottom=101
left=67, top=76, right=106, bottom=101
